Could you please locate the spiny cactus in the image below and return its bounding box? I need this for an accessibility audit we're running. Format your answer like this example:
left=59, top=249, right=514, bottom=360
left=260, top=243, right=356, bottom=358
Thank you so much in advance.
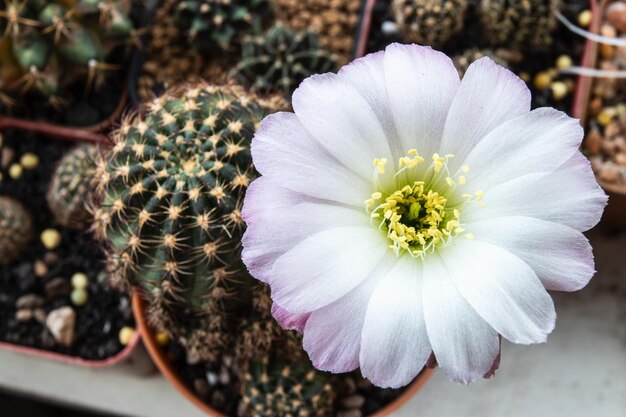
left=47, top=144, right=98, bottom=231
left=240, top=356, right=336, bottom=417
left=479, top=0, right=560, bottom=48
left=391, top=0, right=468, bottom=48
left=230, top=24, right=338, bottom=97
left=94, top=83, right=278, bottom=363
left=453, top=48, right=509, bottom=78
left=173, top=0, right=273, bottom=53
left=0, top=196, right=33, bottom=265
left=0, top=0, right=135, bottom=103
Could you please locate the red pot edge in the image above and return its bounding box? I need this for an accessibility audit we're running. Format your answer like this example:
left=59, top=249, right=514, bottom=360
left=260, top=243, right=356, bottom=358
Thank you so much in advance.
left=132, top=291, right=435, bottom=417
left=0, top=123, right=140, bottom=368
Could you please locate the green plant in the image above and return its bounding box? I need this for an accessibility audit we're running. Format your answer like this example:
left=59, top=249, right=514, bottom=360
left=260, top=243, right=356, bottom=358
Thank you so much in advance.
left=453, top=48, right=509, bottom=78
left=230, top=23, right=338, bottom=97
left=47, top=144, right=98, bottom=231
left=0, top=196, right=33, bottom=265
left=173, top=0, right=273, bottom=53
left=0, top=0, right=135, bottom=104
left=479, top=0, right=560, bottom=48
left=391, top=0, right=468, bottom=48
left=94, top=82, right=278, bottom=363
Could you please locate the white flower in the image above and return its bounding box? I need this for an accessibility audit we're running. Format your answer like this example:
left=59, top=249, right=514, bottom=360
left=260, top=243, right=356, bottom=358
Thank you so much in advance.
left=241, top=44, right=607, bottom=387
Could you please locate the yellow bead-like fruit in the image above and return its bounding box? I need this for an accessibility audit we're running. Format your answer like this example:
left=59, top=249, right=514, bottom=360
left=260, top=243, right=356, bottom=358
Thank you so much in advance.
left=119, top=327, right=136, bottom=346
left=71, top=272, right=89, bottom=289
left=597, top=109, right=615, bottom=127
left=20, top=153, right=39, bottom=170
left=40, top=228, right=62, bottom=249
left=578, top=10, right=592, bottom=28
left=551, top=81, right=568, bottom=101
left=555, top=55, right=573, bottom=70
left=155, top=331, right=170, bottom=346
left=70, top=288, right=89, bottom=306
left=533, top=72, right=552, bottom=90
left=8, top=163, right=22, bottom=179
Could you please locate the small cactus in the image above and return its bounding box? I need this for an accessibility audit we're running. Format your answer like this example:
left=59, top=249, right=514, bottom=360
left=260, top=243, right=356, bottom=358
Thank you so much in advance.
left=94, top=82, right=278, bottom=363
left=47, top=144, right=99, bottom=231
left=453, top=48, right=510, bottom=78
left=391, top=0, right=468, bottom=48
left=479, top=0, right=560, bottom=48
left=0, top=0, right=135, bottom=103
left=173, top=0, right=273, bottom=53
left=0, top=196, right=33, bottom=265
left=230, top=24, right=338, bottom=97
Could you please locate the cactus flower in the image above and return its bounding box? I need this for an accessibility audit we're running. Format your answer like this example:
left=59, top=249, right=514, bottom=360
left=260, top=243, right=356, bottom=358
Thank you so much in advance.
left=241, top=44, right=607, bottom=387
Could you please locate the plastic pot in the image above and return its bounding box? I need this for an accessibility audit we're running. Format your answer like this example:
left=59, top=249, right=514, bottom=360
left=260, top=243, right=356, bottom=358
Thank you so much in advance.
left=133, top=292, right=434, bottom=417
left=0, top=124, right=140, bottom=367
left=572, top=0, right=626, bottom=229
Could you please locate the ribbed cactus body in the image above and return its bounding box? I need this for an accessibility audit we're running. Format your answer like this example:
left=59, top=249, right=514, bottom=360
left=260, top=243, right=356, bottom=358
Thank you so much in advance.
left=479, top=0, right=560, bottom=48
left=47, top=144, right=98, bottom=231
left=231, top=23, right=338, bottom=97
left=391, top=0, right=468, bottom=48
left=173, top=0, right=273, bottom=52
left=95, top=83, right=277, bottom=362
left=453, top=48, right=509, bottom=78
left=0, top=196, right=33, bottom=265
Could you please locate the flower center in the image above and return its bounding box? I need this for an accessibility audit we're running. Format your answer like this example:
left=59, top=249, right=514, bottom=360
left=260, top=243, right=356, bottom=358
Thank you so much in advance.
left=366, top=150, right=482, bottom=258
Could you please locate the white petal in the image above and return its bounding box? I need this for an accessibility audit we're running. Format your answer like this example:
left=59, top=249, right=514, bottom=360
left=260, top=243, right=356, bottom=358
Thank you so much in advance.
left=303, top=264, right=392, bottom=373
left=441, top=239, right=556, bottom=345
left=270, top=226, right=388, bottom=314
left=469, top=216, right=596, bottom=291
left=440, top=57, right=530, bottom=167
left=359, top=256, right=431, bottom=388
left=457, top=108, right=583, bottom=192
left=252, top=112, right=370, bottom=207
left=422, top=255, right=500, bottom=384
left=271, top=303, right=309, bottom=333
left=292, top=73, right=394, bottom=179
left=464, top=152, right=608, bottom=232
left=242, top=177, right=367, bottom=283
left=383, top=44, right=460, bottom=160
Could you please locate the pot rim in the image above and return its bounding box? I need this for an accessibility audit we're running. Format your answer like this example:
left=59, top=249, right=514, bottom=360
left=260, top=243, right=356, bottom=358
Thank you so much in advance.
left=132, top=291, right=434, bottom=417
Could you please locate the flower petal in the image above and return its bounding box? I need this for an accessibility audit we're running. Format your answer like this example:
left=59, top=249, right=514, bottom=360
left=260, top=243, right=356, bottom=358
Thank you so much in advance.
left=303, top=266, right=391, bottom=373
left=359, top=256, right=431, bottom=388
left=292, top=72, right=394, bottom=179
left=270, top=226, right=388, bottom=314
left=242, top=177, right=367, bottom=283
left=441, top=239, right=556, bottom=345
left=464, top=152, right=608, bottom=232
left=469, top=216, right=596, bottom=291
left=457, top=108, right=583, bottom=192
left=422, top=255, right=500, bottom=384
left=383, top=43, right=460, bottom=160
left=252, top=112, right=370, bottom=206
left=440, top=57, right=530, bottom=167
left=271, top=303, right=309, bottom=333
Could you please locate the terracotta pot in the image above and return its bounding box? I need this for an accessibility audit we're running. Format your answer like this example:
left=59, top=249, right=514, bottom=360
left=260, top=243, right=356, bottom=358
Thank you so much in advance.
left=572, top=0, right=626, bottom=229
left=0, top=125, right=139, bottom=367
left=133, top=292, right=434, bottom=417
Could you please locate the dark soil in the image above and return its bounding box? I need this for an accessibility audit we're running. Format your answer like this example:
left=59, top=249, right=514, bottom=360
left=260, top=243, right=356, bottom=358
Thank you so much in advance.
left=364, top=0, right=590, bottom=112
left=0, top=129, right=134, bottom=360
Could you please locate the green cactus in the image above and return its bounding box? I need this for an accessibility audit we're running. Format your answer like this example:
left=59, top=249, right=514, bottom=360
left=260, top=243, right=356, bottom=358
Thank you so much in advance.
left=0, top=196, right=33, bottom=265
left=94, top=83, right=278, bottom=363
left=0, top=0, right=135, bottom=103
left=46, top=144, right=98, bottom=231
left=479, top=0, right=560, bottom=48
left=391, top=0, right=468, bottom=48
left=240, top=356, right=336, bottom=417
left=173, top=0, right=273, bottom=53
left=453, top=48, right=509, bottom=78
left=230, top=23, right=338, bottom=97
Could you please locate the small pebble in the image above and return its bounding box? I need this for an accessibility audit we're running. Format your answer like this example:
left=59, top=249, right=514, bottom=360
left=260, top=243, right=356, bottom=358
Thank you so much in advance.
left=45, top=277, right=71, bottom=299
left=555, top=55, right=573, bottom=70
left=34, top=260, right=48, bottom=278
left=533, top=72, right=551, bottom=90
left=1, top=147, right=14, bottom=168
left=551, top=81, right=568, bottom=101
left=71, top=288, right=89, bottom=306
left=607, top=2, right=626, bottom=32
left=206, top=371, right=219, bottom=386
left=44, top=252, right=59, bottom=265
left=193, top=378, right=211, bottom=398
left=20, top=153, right=39, bottom=169
left=342, top=394, right=366, bottom=409
left=118, top=326, right=136, bottom=346
left=381, top=20, right=398, bottom=35
left=33, top=308, right=46, bottom=323
left=600, top=43, right=616, bottom=60
left=578, top=9, right=592, bottom=28
left=155, top=331, right=170, bottom=346
left=8, top=163, right=22, bottom=179
left=71, top=272, right=89, bottom=289
left=46, top=306, right=76, bottom=347
left=16, top=309, right=33, bottom=322
left=41, top=229, right=62, bottom=250
left=16, top=294, right=44, bottom=310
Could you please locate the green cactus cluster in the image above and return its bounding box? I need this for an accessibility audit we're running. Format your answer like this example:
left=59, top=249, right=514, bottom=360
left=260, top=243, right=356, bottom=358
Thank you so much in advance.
left=46, top=144, right=98, bottom=231
left=0, top=196, right=33, bottom=265
left=479, top=0, right=560, bottom=48
left=391, top=0, right=468, bottom=48
left=93, top=82, right=278, bottom=363
left=453, top=48, right=509, bottom=78
left=230, top=23, right=338, bottom=97
left=173, top=0, right=273, bottom=53
left=0, top=0, right=135, bottom=103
